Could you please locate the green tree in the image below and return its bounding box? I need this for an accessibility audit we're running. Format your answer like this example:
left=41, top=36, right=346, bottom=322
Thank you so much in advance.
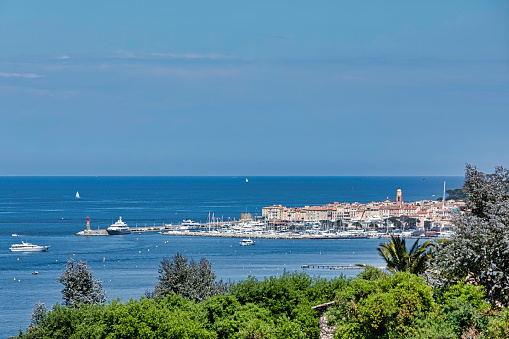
left=329, top=271, right=439, bottom=338
left=433, top=164, right=509, bottom=306
left=387, top=216, right=402, bottom=227
left=56, top=259, right=106, bottom=308
left=445, top=188, right=466, bottom=201
left=29, top=302, right=47, bottom=328
left=153, top=252, right=230, bottom=302
left=377, top=235, right=433, bottom=275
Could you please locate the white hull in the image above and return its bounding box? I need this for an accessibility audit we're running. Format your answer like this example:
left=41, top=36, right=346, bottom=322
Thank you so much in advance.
left=180, top=219, right=201, bottom=230
left=106, top=228, right=131, bottom=235
left=107, top=217, right=131, bottom=235
left=10, top=242, right=50, bottom=252
left=179, top=225, right=200, bottom=230
left=239, top=239, right=255, bottom=246
left=10, top=247, right=49, bottom=252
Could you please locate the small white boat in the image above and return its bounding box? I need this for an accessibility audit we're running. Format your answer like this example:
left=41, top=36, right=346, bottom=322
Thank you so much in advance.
left=245, top=178, right=248, bottom=183
left=75, top=191, right=80, bottom=199
left=12, top=233, right=20, bottom=237
left=10, top=241, right=50, bottom=252
left=239, top=238, right=255, bottom=246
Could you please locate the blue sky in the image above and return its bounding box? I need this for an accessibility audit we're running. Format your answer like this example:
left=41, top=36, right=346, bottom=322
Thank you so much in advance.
left=1, top=1, right=508, bottom=176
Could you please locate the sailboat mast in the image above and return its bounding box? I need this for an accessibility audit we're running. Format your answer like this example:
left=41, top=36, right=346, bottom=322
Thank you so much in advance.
left=442, top=181, right=446, bottom=211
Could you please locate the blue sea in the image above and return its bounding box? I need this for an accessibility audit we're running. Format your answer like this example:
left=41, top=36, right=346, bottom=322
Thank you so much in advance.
left=0, top=176, right=463, bottom=338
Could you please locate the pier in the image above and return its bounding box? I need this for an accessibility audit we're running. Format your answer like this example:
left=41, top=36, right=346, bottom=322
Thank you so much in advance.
left=301, top=264, right=387, bottom=270
left=76, top=225, right=167, bottom=236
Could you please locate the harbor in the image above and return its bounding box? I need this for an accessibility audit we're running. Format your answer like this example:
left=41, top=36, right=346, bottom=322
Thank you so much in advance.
left=76, top=186, right=459, bottom=240
left=76, top=219, right=450, bottom=240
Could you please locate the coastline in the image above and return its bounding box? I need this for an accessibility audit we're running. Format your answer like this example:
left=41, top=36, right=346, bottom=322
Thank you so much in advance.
left=76, top=226, right=438, bottom=240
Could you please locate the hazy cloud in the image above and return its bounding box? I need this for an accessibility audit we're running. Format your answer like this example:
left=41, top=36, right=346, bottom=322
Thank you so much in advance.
left=152, top=52, right=236, bottom=60
left=0, top=86, right=77, bottom=97
left=270, top=35, right=291, bottom=40
left=44, top=65, right=68, bottom=72
left=115, top=49, right=135, bottom=58
left=0, top=72, right=45, bottom=78
left=57, top=55, right=70, bottom=59
left=146, top=66, right=242, bottom=79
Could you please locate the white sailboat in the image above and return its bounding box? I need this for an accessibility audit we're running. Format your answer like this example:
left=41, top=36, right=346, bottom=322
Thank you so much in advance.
left=75, top=191, right=80, bottom=199
left=245, top=178, right=248, bottom=183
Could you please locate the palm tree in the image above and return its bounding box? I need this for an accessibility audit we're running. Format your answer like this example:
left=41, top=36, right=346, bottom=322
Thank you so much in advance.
left=377, top=235, right=433, bottom=275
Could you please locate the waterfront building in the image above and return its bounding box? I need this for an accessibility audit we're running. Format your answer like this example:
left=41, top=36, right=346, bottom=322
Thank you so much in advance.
left=306, top=206, right=329, bottom=221
left=261, top=188, right=465, bottom=231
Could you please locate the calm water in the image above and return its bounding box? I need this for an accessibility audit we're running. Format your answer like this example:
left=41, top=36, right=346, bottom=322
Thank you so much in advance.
left=0, top=176, right=462, bottom=337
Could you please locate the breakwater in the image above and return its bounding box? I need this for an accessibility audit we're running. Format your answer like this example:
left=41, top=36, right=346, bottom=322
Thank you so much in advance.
left=76, top=225, right=167, bottom=236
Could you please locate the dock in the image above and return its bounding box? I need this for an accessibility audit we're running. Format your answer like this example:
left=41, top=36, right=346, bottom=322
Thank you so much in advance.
left=301, top=264, right=387, bottom=270
left=76, top=225, right=167, bottom=236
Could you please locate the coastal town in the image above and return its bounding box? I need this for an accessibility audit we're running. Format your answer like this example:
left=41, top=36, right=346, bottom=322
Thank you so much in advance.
left=77, top=188, right=465, bottom=239
left=259, top=187, right=464, bottom=238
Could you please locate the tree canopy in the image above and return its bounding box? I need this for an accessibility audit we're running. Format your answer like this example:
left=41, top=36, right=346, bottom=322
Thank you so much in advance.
left=433, top=164, right=509, bottom=306
left=56, top=259, right=106, bottom=308
left=446, top=188, right=467, bottom=201
left=153, top=252, right=231, bottom=302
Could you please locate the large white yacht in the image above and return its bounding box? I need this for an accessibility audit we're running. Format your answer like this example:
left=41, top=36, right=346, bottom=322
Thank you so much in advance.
left=10, top=241, right=50, bottom=252
left=107, top=217, right=131, bottom=235
left=179, top=219, right=201, bottom=230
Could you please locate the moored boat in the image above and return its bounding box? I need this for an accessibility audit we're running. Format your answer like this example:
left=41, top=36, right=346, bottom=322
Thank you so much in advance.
left=239, top=238, right=255, bottom=246
left=107, top=217, right=131, bottom=235
left=179, top=219, right=201, bottom=230
left=9, top=241, right=50, bottom=252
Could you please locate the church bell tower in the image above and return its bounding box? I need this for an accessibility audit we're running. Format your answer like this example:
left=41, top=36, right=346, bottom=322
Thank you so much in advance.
left=396, top=188, right=403, bottom=205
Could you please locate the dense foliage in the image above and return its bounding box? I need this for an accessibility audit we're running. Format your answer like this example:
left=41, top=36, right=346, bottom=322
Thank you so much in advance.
left=56, top=259, right=106, bottom=308
left=433, top=165, right=509, bottom=306
left=329, top=268, right=496, bottom=339
left=18, top=272, right=347, bottom=339
left=446, top=188, right=467, bottom=201
left=19, top=268, right=509, bottom=339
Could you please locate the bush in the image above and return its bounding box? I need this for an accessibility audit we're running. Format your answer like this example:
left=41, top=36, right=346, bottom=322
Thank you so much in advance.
left=329, top=271, right=436, bottom=338
left=484, top=307, right=509, bottom=339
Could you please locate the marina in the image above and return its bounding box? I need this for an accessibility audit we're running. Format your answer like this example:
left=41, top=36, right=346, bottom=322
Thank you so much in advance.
left=76, top=220, right=451, bottom=240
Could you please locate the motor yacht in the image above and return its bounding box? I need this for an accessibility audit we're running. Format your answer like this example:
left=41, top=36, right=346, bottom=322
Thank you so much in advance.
left=107, top=217, right=131, bottom=235
left=179, top=219, right=201, bottom=230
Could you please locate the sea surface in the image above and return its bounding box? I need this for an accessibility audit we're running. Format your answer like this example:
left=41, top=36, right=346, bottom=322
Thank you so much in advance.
left=0, top=176, right=463, bottom=337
